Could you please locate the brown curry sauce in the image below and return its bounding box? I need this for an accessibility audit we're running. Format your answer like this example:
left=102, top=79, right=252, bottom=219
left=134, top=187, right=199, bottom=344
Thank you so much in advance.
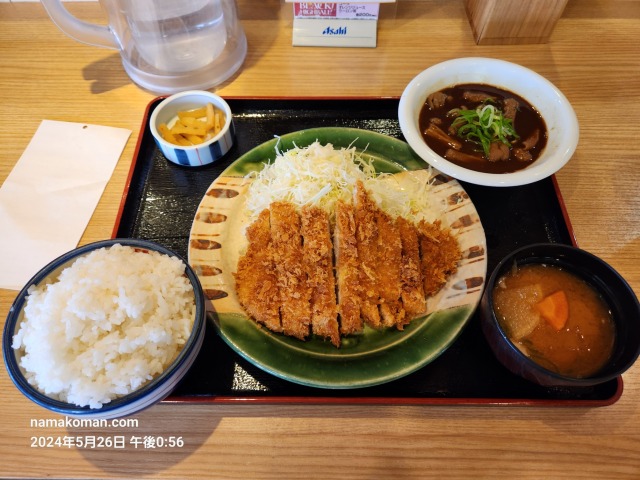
left=418, top=83, right=548, bottom=174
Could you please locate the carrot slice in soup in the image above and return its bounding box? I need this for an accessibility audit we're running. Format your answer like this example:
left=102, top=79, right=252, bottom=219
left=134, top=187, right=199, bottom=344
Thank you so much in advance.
left=535, top=290, right=569, bottom=330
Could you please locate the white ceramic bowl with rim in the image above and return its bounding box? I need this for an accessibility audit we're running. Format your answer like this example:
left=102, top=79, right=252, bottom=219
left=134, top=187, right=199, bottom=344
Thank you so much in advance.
left=150, top=90, right=235, bottom=167
left=398, top=57, right=579, bottom=187
left=2, top=239, right=206, bottom=420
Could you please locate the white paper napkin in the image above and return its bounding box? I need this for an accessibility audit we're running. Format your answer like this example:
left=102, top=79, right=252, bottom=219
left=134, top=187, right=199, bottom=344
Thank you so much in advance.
left=0, top=120, right=131, bottom=290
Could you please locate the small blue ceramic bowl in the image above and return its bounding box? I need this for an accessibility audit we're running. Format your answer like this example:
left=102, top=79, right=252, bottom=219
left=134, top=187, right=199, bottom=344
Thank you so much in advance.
left=2, top=239, right=206, bottom=419
left=480, top=243, right=640, bottom=387
left=150, top=90, right=235, bottom=167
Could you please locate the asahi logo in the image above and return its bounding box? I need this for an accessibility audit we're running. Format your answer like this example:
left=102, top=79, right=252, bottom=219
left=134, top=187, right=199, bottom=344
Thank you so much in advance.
left=322, top=26, right=347, bottom=35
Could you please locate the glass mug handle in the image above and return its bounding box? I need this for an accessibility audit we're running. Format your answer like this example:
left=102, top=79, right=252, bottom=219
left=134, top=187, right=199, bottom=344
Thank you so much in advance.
left=40, top=0, right=118, bottom=50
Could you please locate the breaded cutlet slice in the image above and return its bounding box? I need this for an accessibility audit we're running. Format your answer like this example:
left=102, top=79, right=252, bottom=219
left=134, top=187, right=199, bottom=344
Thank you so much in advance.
left=270, top=201, right=312, bottom=340
left=301, top=205, right=340, bottom=347
left=235, top=209, right=282, bottom=332
left=334, top=200, right=363, bottom=335
left=396, top=216, right=426, bottom=321
left=417, top=219, right=462, bottom=297
left=354, top=181, right=382, bottom=329
left=375, top=208, right=406, bottom=328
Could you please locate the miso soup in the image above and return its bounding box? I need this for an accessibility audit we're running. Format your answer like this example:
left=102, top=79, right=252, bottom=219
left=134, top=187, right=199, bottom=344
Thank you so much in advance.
left=493, top=263, right=616, bottom=378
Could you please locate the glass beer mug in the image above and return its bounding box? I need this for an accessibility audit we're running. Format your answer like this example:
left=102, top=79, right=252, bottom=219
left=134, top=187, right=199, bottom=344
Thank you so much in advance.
left=41, top=0, right=247, bottom=93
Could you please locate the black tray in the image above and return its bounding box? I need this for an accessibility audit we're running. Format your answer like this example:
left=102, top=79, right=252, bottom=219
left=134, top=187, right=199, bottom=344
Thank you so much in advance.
left=114, top=97, right=622, bottom=406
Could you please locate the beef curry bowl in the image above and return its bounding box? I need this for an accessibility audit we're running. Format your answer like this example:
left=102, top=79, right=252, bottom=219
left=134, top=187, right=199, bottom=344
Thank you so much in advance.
left=399, top=57, right=579, bottom=187
left=419, top=83, right=547, bottom=174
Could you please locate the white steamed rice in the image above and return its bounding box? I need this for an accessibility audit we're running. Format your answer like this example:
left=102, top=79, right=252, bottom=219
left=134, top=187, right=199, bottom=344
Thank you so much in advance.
left=12, top=244, right=196, bottom=409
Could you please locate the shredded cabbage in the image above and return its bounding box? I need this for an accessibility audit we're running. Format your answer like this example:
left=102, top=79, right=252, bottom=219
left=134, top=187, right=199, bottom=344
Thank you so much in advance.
left=244, top=140, right=438, bottom=224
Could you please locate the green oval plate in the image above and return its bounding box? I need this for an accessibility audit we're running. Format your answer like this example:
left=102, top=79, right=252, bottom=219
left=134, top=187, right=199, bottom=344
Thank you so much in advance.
left=188, top=127, right=487, bottom=389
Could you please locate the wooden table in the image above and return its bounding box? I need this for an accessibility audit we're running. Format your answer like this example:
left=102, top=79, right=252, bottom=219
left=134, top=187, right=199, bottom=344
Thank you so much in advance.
left=1, top=1, right=639, bottom=478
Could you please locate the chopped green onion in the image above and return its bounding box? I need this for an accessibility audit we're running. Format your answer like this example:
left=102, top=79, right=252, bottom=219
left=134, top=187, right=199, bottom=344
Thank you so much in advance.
left=450, top=104, right=519, bottom=157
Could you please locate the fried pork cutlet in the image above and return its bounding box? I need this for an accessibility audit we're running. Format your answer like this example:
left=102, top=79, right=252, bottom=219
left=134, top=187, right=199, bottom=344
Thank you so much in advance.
left=301, top=205, right=340, bottom=347
left=334, top=200, right=363, bottom=335
left=396, top=216, right=426, bottom=320
left=417, top=219, right=462, bottom=297
left=375, top=208, right=406, bottom=328
left=235, top=184, right=462, bottom=347
left=270, top=202, right=312, bottom=340
left=354, top=181, right=382, bottom=329
left=235, top=209, right=282, bottom=332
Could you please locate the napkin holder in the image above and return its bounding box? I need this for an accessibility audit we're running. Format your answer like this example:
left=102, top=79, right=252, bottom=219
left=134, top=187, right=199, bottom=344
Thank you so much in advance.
left=464, top=0, right=568, bottom=45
